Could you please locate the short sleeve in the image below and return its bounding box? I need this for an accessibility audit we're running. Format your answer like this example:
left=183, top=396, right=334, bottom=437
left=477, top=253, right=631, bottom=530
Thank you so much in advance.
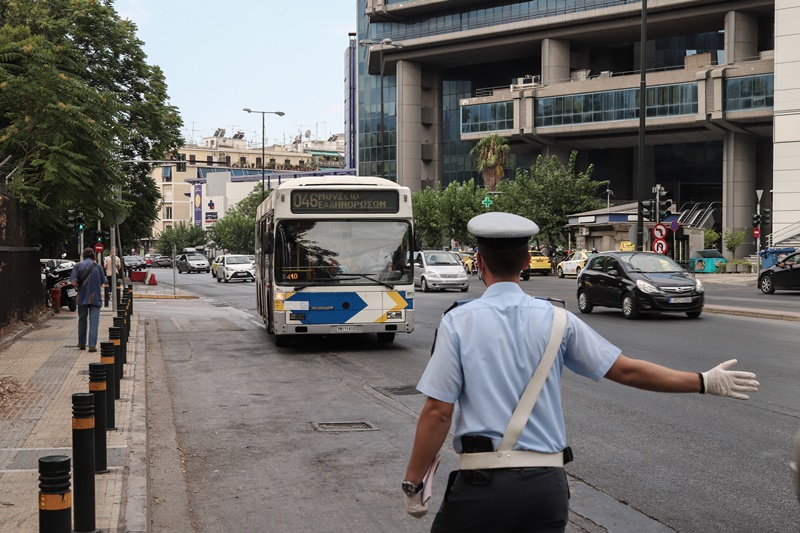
left=417, top=314, right=462, bottom=403
left=562, top=312, right=621, bottom=382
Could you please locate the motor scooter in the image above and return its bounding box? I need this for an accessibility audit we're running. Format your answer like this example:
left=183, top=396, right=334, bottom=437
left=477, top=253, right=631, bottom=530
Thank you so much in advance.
left=45, top=263, right=77, bottom=311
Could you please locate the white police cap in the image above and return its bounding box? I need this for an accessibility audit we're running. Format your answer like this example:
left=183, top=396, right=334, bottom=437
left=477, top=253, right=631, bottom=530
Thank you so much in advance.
left=468, top=212, right=539, bottom=239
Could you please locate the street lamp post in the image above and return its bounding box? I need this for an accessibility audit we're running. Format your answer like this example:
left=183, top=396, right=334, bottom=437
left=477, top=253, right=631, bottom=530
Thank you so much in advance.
left=359, top=38, right=403, bottom=179
left=243, top=108, right=285, bottom=201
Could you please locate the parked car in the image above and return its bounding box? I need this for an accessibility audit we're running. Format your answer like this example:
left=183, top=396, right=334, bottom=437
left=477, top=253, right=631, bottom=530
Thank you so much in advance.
left=576, top=251, right=704, bottom=319
left=153, top=256, right=173, bottom=268
left=413, top=250, right=469, bottom=292
left=123, top=255, right=146, bottom=272
left=521, top=250, right=551, bottom=280
left=143, top=253, right=161, bottom=266
left=556, top=250, right=593, bottom=278
left=758, top=250, right=800, bottom=294
left=216, top=254, right=255, bottom=282
left=176, top=253, right=210, bottom=273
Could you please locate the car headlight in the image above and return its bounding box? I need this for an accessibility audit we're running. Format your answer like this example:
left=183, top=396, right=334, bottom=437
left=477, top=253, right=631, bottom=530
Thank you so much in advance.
left=636, top=279, right=660, bottom=294
left=695, top=278, right=704, bottom=293
left=427, top=271, right=440, bottom=278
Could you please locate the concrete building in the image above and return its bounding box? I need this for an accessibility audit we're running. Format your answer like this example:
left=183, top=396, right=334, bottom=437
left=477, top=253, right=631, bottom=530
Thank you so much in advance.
left=356, top=0, right=800, bottom=257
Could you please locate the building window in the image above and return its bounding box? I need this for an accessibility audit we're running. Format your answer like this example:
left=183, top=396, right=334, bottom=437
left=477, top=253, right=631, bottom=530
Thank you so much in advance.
left=285, top=159, right=291, bottom=166
left=165, top=207, right=173, bottom=220
left=189, top=154, right=196, bottom=164
left=161, top=166, right=172, bottom=183
left=460, top=101, right=514, bottom=134
left=207, top=155, right=213, bottom=165
left=240, top=156, right=247, bottom=166
left=725, top=74, right=774, bottom=111
left=256, top=157, right=262, bottom=167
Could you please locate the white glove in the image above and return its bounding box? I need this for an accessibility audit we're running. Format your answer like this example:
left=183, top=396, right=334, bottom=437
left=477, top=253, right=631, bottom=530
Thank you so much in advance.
left=404, top=491, right=428, bottom=518
left=702, top=359, right=759, bottom=400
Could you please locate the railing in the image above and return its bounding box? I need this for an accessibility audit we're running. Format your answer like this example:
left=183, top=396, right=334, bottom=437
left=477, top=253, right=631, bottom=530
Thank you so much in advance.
left=766, top=221, right=800, bottom=247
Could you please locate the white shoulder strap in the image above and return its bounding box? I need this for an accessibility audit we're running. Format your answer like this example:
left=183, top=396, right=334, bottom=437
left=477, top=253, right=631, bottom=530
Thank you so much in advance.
left=497, top=305, right=567, bottom=452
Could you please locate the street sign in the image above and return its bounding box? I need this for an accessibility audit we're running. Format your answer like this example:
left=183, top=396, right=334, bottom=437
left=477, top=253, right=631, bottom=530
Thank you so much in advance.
left=652, top=238, right=668, bottom=254
left=652, top=223, right=668, bottom=240
left=94, top=242, right=105, bottom=253
left=482, top=197, right=493, bottom=209
left=670, top=220, right=680, bottom=232
left=753, top=227, right=761, bottom=238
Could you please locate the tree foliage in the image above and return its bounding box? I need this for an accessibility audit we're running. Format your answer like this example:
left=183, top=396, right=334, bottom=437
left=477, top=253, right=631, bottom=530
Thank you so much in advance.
left=412, top=187, right=444, bottom=248
left=0, top=0, right=183, bottom=253
left=470, top=134, right=510, bottom=192
left=206, top=185, right=263, bottom=254
left=156, top=222, right=207, bottom=257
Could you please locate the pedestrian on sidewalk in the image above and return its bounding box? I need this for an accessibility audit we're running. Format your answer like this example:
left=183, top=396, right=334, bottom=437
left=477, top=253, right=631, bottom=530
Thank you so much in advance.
left=103, top=246, right=122, bottom=307
left=402, top=211, right=760, bottom=532
left=70, top=248, right=105, bottom=352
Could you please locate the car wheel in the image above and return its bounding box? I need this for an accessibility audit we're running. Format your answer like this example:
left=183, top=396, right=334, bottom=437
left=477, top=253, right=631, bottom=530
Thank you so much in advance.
left=541, top=270, right=550, bottom=276
left=686, top=311, right=702, bottom=318
left=224, top=276, right=229, bottom=283
left=274, top=334, right=291, bottom=347
left=421, top=277, right=429, bottom=292
left=521, top=272, right=531, bottom=281
left=759, top=274, right=775, bottom=294
left=216, top=275, right=221, bottom=283
left=622, top=294, right=639, bottom=319
left=377, top=332, right=395, bottom=343
left=557, top=267, right=564, bottom=278
left=577, top=291, right=593, bottom=314
left=206, top=269, right=210, bottom=273
left=460, top=286, right=469, bottom=292
left=575, top=266, right=581, bottom=277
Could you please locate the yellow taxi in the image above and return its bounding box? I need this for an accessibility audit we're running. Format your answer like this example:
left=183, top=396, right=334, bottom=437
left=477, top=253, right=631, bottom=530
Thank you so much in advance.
left=556, top=250, right=593, bottom=278
left=458, top=251, right=477, bottom=275
left=521, top=250, right=551, bottom=280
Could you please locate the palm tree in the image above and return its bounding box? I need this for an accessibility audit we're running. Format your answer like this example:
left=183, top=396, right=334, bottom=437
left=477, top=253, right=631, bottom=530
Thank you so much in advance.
left=470, top=134, right=510, bottom=192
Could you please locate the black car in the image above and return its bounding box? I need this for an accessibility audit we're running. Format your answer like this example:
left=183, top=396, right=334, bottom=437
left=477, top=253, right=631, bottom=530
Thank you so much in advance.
left=576, top=251, right=704, bottom=319
left=758, top=251, right=800, bottom=293
left=123, top=255, right=146, bottom=271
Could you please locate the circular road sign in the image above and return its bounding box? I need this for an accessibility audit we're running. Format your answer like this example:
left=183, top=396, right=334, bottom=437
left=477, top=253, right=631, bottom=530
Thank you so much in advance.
left=652, top=223, right=668, bottom=240
left=753, top=227, right=761, bottom=238
left=94, top=242, right=105, bottom=253
left=670, top=220, right=680, bottom=232
left=652, top=238, right=668, bottom=255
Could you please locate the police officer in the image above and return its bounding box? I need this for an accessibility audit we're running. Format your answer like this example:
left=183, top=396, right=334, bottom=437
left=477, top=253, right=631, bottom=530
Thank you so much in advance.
left=402, top=212, right=759, bottom=532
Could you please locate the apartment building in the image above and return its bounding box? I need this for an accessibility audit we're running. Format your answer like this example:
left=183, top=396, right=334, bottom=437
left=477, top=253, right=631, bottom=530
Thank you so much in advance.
left=357, top=0, right=800, bottom=256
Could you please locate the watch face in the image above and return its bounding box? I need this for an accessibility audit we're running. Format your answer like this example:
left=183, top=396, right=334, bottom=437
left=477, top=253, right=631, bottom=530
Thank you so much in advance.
left=402, top=481, right=420, bottom=496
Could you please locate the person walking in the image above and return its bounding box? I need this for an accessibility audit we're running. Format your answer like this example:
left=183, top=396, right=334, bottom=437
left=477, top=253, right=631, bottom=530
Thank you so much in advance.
left=402, top=211, right=759, bottom=531
left=70, top=248, right=105, bottom=353
left=103, top=246, right=122, bottom=307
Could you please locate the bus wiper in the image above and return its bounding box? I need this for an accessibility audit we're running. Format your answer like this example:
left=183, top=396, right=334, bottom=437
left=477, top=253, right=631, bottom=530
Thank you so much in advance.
left=347, top=273, right=395, bottom=289
left=294, top=276, right=358, bottom=292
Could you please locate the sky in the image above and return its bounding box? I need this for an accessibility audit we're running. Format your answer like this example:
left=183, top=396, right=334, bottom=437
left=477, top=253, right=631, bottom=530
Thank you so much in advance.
left=115, top=0, right=356, bottom=148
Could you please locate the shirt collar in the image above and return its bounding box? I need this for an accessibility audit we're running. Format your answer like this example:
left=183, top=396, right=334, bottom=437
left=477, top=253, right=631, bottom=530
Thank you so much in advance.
left=482, top=282, right=524, bottom=298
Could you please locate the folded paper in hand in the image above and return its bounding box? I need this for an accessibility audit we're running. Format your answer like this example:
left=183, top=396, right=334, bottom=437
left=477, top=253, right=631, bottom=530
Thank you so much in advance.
left=421, top=453, right=442, bottom=504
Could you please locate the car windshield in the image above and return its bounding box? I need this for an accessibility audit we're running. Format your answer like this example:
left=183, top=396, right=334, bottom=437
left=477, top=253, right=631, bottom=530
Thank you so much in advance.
left=187, top=255, right=206, bottom=261
left=624, top=253, right=683, bottom=273
left=226, top=256, right=250, bottom=264
left=425, top=252, right=459, bottom=265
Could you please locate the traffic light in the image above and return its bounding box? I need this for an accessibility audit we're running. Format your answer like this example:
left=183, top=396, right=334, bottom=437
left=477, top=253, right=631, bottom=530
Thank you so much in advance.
left=752, top=212, right=761, bottom=227
left=658, top=198, right=673, bottom=221
left=640, top=199, right=655, bottom=221
left=76, top=216, right=85, bottom=232
left=761, top=208, right=771, bottom=225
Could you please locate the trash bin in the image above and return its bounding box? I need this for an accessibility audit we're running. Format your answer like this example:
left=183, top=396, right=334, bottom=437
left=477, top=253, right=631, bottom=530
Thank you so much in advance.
left=758, top=247, right=797, bottom=269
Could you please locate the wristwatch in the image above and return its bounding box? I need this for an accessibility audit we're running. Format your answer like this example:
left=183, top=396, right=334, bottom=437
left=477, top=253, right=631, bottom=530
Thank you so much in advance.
left=402, top=480, right=423, bottom=496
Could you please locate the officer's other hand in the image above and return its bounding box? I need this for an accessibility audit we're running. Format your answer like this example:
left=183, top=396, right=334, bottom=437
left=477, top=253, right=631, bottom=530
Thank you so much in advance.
left=702, top=359, right=759, bottom=400
left=404, top=492, right=428, bottom=518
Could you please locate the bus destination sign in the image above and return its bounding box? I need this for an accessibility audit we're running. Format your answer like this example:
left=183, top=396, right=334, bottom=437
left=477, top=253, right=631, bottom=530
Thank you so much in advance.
left=290, top=190, right=399, bottom=214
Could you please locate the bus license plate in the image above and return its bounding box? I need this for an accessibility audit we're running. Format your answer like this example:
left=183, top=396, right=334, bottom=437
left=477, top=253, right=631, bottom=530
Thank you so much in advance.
left=336, top=326, right=358, bottom=332
left=669, top=297, right=691, bottom=304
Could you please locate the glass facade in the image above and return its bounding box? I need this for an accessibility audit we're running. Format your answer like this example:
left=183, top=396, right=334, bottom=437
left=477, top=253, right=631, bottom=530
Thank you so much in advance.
left=461, top=101, right=514, bottom=134
left=535, top=83, right=698, bottom=127
left=725, top=74, right=774, bottom=111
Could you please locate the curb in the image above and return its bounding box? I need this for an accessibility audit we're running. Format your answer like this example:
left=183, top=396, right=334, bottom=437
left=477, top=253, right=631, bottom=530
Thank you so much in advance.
left=132, top=294, right=198, bottom=300
left=704, top=305, right=800, bottom=322
left=0, top=309, right=53, bottom=353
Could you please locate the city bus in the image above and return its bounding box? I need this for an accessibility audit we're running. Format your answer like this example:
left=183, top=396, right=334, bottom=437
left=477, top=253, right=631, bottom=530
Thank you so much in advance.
left=255, top=176, right=418, bottom=347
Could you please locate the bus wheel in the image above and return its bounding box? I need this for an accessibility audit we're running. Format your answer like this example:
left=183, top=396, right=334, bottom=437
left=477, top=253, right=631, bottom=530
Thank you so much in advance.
left=377, top=332, right=395, bottom=343
left=275, top=334, right=291, bottom=347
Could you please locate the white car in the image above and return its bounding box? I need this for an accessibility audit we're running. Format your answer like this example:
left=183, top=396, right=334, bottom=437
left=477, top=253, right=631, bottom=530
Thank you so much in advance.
left=413, top=250, right=469, bottom=292
left=216, top=254, right=255, bottom=283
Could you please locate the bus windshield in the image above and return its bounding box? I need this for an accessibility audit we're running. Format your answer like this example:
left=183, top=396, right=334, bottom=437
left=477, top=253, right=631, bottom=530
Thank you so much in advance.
left=275, top=220, right=413, bottom=285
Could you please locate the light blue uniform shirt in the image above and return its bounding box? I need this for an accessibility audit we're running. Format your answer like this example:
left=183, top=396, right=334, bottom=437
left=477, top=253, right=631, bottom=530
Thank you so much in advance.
left=417, top=282, right=621, bottom=454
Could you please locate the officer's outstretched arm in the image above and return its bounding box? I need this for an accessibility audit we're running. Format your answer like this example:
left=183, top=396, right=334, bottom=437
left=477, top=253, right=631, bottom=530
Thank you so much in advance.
left=605, top=355, right=758, bottom=400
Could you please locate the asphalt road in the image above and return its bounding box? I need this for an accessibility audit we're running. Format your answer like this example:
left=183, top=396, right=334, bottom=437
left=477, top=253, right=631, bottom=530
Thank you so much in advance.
left=144, top=269, right=800, bottom=532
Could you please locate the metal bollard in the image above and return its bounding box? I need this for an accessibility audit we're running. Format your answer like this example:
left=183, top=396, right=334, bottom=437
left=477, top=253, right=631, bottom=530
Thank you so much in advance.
left=89, top=363, right=108, bottom=474
left=109, top=326, right=123, bottom=391
left=124, top=288, right=133, bottom=314
left=112, top=316, right=126, bottom=367
left=100, top=342, right=116, bottom=430
left=38, top=455, right=71, bottom=533
left=72, top=393, right=95, bottom=532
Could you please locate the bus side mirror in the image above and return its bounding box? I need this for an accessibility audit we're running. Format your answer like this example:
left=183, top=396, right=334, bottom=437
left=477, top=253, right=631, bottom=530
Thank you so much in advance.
left=262, top=233, right=273, bottom=254
left=414, top=231, right=422, bottom=252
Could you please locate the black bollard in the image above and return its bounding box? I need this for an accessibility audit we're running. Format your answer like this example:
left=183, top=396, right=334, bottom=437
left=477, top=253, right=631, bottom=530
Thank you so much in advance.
left=38, top=455, right=71, bottom=533
left=124, top=288, right=133, bottom=314
left=72, top=393, right=95, bottom=533
left=89, top=363, right=108, bottom=474
left=112, top=317, right=126, bottom=366
left=100, top=342, right=116, bottom=430
left=108, top=326, right=123, bottom=396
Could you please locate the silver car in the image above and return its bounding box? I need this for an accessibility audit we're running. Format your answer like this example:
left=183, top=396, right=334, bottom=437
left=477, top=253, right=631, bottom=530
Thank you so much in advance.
left=413, top=251, right=469, bottom=292
left=176, top=253, right=210, bottom=273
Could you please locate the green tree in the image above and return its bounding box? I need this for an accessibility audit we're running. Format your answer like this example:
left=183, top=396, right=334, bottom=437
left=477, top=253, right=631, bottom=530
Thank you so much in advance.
left=438, top=179, right=484, bottom=248
left=156, top=222, right=206, bottom=257
left=412, top=186, right=443, bottom=248
left=723, top=229, right=745, bottom=257
left=704, top=229, right=721, bottom=250
left=470, top=134, right=510, bottom=192
left=206, top=185, right=263, bottom=253
left=0, top=0, right=183, bottom=251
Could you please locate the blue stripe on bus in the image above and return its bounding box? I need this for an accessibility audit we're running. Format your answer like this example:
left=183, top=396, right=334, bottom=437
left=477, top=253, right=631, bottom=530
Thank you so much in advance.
left=286, top=292, right=367, bottom=324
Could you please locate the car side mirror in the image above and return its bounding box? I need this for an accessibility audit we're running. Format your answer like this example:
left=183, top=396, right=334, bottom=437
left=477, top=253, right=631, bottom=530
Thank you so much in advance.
left=608, top=269, right=619, bottom=277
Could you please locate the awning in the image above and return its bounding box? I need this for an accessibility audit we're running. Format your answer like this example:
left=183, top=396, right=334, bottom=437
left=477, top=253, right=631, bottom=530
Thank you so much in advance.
left=305, top=150, right=342, bottom=158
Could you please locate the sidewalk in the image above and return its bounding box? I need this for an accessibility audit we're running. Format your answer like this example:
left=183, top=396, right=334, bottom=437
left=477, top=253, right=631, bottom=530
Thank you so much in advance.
left=0, top=301, right=145, bottom=533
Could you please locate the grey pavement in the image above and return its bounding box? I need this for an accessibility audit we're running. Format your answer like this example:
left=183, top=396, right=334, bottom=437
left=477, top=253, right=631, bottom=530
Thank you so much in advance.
left=0, top=270, right=793, bottom=532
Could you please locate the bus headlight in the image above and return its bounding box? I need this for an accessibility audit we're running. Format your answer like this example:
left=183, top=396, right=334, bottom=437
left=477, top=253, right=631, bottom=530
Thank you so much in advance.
left=386, top=311, right=403, bottom=320
left=275, top=292, right=286, bottom=301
